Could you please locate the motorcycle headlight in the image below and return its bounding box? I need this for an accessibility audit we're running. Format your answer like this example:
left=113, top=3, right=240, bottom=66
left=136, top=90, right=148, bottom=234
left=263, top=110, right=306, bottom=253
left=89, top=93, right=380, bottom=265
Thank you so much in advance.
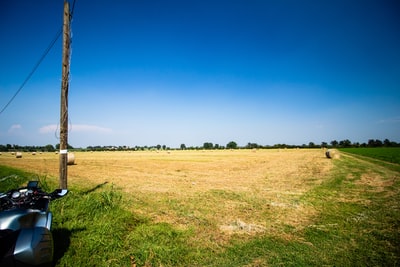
left=12, top=191, right=21, bottom=199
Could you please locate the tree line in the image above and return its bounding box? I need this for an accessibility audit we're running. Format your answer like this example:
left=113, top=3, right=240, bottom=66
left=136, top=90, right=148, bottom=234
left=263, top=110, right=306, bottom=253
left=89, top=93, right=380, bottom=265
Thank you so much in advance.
left=0, top=143, right=72, bottom=153
left=0, top=138, right=399, bottom=153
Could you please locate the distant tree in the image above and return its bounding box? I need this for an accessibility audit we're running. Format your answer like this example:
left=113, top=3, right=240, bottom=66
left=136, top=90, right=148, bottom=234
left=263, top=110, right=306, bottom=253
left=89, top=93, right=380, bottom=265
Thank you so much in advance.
left=339, top=139, right=352, bottom=148
left=375, top=139, right=383, bottom=147
left=367, top=139, right=375, bottom=147
left=45, top=144, right=55, bottom=152
left=274, top=144, right=287, bottom=149
left=388, top=139, right=399, bottom=147
left=368, top=139, right=383, bottom=147
left=214, top=144, right=220, bottom=149
left=330, top=140, right=338, bottom=147
left=55, top=143, right=74, bottom=150
left=203, top=142, right=213, bottom=149
left=180, top=144, right=186, bottom=150
left=246, top=142, right=259, bottom=149
left=321, top=142, right=328, bottom=148
left=226, top=141, right=238, bottom=149
left=308, top=142, right=316, bottom=148
left=383, top=139, right=392, bottom=147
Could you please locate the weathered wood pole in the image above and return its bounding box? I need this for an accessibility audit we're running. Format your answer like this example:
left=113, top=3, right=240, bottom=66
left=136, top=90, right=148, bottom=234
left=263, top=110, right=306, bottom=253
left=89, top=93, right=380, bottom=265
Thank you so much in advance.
left=59, top=1, right=70, bottom=189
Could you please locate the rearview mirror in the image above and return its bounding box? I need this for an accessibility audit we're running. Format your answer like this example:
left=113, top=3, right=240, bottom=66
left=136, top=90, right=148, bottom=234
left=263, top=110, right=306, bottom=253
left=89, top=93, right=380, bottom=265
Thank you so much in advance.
left=52, top=189, right=68, bottom=198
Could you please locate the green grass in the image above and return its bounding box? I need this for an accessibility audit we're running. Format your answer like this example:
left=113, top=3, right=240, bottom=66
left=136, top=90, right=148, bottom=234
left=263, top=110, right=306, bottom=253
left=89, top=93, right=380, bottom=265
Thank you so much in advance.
left=340, top=147, right=400, bottom=173
left=340, top=147, right=400, bottom=164
left=1, top=159, right=399, bottom=266
left=204, top=156, right=400, bottom=266
left=300, top=157, right=400, bottom=266
left=0, top=165, right=30, bottom=191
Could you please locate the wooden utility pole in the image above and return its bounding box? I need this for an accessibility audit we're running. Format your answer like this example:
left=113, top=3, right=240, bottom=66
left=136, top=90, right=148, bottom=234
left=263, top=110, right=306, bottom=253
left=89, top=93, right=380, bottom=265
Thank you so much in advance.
left=59, top=1, right=70, bottom=189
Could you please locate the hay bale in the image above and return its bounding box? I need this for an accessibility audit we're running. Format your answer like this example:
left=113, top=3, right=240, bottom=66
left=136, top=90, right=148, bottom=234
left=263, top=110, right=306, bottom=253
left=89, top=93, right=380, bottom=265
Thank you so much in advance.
left=16, top=152, right=22, bottom=158
left=325, top=150, right=331, bottom=158
left=325, top=149, right=340, bottom=159
left=32, top=152, right=36, bottom=155
left=67, top=152, right=75, bottom=165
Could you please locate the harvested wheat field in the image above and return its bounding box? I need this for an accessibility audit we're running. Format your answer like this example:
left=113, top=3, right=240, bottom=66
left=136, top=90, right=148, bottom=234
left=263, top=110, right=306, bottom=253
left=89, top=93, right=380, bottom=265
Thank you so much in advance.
left=0, top=149, right=332, bottom=241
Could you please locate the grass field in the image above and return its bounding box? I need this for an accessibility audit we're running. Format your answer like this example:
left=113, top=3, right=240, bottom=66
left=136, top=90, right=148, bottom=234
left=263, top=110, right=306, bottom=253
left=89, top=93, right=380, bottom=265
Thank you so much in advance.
left=340, top=147, right=400, bottom=164
left=0, top=149, right=399, bottom=266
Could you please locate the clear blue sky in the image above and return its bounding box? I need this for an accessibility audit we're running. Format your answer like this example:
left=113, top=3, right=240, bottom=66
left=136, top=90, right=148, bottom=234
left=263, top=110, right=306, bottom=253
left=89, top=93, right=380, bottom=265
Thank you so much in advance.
left=1, top=0, right=399, bottom=148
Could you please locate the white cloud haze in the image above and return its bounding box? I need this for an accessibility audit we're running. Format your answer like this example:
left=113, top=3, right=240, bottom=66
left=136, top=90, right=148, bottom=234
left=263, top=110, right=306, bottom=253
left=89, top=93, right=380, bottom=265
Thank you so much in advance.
left=8, top=124, right=22, bottom=133
left=39, top=124, right=112, bottom=134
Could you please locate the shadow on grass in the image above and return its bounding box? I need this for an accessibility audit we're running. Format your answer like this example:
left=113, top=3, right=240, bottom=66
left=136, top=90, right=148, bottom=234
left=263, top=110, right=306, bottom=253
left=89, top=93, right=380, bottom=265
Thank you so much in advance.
left=52, top=227, right=85, bottom=266
left=81, top=181, right=109, bottom=195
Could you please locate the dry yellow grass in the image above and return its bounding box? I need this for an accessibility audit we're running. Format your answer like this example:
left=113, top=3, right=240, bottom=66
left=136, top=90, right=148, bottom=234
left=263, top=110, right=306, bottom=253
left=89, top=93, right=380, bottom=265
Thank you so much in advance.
left=0, top=149, right=334, bottom=243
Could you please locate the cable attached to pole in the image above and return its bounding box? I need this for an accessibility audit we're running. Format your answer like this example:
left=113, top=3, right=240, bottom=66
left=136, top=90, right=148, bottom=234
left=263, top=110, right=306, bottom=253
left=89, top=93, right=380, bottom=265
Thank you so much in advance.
left=0, top=28, right=62, bottom=116
left=0, top=0, right=76, bottom=116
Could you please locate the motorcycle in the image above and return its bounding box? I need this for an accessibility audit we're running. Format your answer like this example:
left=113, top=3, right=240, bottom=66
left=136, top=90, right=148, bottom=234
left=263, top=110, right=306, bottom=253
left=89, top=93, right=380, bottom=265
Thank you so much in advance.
left=0, top=181, right=68, bottom=267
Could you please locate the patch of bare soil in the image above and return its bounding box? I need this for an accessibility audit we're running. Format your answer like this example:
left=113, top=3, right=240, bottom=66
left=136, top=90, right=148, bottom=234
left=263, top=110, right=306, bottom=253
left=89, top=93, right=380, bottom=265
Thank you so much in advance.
left=356, top=173, right=395, bottom=193
left=342, top=154, right=399, bottom=197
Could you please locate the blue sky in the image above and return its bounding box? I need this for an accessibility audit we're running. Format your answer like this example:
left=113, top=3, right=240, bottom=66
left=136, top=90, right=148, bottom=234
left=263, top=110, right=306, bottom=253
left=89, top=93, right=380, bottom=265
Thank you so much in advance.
left=1, top=0, right=399, bottom=148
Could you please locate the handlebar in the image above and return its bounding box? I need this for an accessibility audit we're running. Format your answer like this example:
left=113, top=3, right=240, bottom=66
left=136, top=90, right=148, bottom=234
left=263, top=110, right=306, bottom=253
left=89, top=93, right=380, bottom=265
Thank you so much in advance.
left=0, top=181, right=68, bottom=211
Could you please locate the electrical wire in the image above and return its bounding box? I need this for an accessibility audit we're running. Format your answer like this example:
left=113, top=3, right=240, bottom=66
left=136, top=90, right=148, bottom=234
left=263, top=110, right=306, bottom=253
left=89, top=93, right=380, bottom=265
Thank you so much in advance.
left=0, top=27, right=62, bottom=115
left=0, top=0, right=76, bottom=116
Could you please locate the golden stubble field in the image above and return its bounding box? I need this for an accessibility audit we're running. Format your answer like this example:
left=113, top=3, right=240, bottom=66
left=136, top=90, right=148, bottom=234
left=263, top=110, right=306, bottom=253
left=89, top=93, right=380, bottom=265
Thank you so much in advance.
left=0, top=149, right=334, bottom=243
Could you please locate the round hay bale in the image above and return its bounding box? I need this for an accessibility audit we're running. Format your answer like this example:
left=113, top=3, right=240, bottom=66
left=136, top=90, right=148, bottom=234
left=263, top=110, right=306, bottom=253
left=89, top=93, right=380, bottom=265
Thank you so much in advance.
left=325, top=149, right=340, bottom=159
left=325, top=150, right=331, bottom=158
left=67, top=152, right=75, bottom=165
left=16, top=152, right=22, bottom=158
left=32, top=152, right=36, bottom=156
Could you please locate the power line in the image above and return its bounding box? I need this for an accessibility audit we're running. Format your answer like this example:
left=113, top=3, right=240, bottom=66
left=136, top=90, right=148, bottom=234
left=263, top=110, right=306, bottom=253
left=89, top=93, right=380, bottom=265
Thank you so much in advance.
left=0, top=27, right=62, bottom=116
left=71, top=0, right=76, bottom=16
left=0, top=0, right=76, bottom=116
